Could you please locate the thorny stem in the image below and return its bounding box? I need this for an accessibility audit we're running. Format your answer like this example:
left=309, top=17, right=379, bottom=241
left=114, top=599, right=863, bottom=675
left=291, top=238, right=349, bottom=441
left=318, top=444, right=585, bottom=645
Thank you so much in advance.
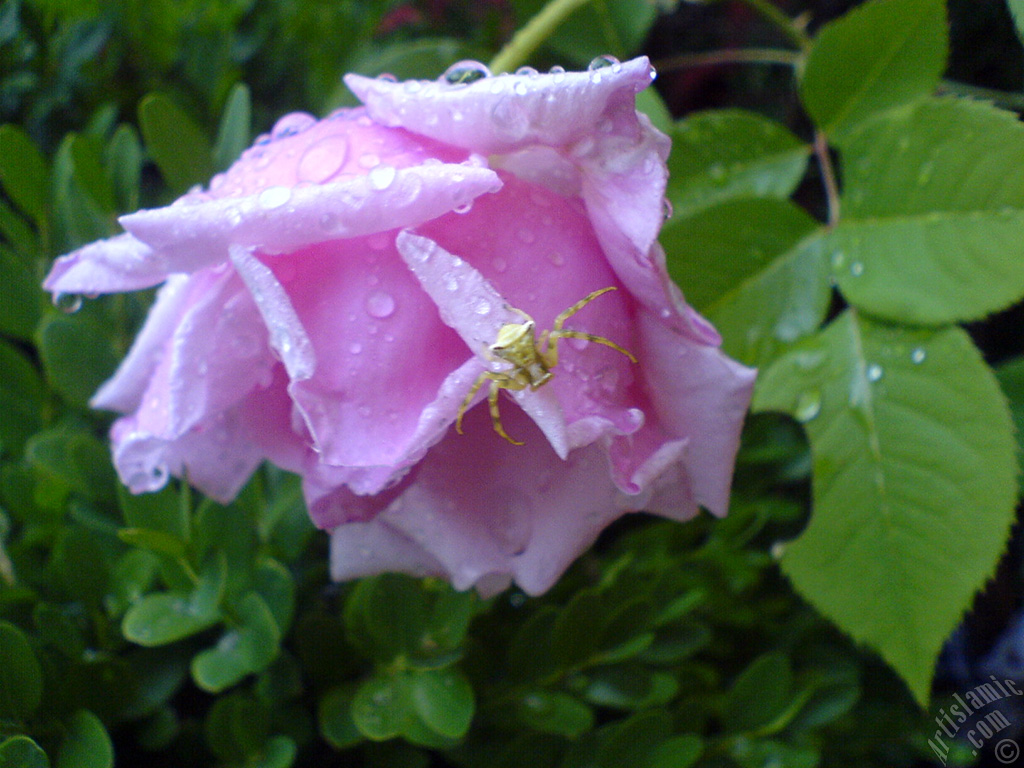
left=655, top=47, right=801, bottom=72
left=737, top=0, right=812, bottom=51
left=489, top=0, right=593, bottom=74
left=814, top=130, right=841, bottom=228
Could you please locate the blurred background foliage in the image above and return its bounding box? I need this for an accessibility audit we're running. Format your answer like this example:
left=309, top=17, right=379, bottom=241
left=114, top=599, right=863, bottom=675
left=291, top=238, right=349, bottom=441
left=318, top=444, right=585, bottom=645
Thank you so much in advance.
left=1, top=0, right=1023, bottom=766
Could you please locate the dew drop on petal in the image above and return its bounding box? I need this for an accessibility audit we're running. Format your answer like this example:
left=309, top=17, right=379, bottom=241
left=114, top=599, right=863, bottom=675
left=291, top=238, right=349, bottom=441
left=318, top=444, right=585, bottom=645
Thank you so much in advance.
left=258, top=186, right=291, bottom=209
left=297, top=135, right=349, bottom=183
left=349, top=341, right=363, bottom=354
left=368, top=165, right=396, bottom=190
left=473, top=297, right=492, bottom=315
left=794, top=390, right=822, bottom=423
left=365, top=290, right=396, bottom=319
left=358, top=152, right=380, bottom=169
left=453, top=201, right=473, bottom=215
left=319, top=212, right=338, bottom=232
left=53, top=292, right=82, bottom=313
left=547, top=252, right=565, bottom=267
left=492, top=256, right=508, bottom=273
left=588, top=54, right=619, bottom=71
left=443, top=60, right=491, bottom=86
left=271, top=112, right=316, bottom=139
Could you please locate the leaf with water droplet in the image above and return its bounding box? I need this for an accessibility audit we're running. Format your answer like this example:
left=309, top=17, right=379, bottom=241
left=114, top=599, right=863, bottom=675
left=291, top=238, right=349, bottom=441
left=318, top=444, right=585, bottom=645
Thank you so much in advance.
left=666, top=110, right=809, bottom=219
left=831, top=98, right=1024, bottom=324
left=754, top=310, right=1018, bottom=706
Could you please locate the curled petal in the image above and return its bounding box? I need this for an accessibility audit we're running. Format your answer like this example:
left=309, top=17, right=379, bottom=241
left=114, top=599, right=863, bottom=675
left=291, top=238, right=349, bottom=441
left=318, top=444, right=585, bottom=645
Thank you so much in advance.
left=346, top=58, right=658, bottom=155
left=120, top=164, right=502, bottom=273
left=43, top=233, right=168, bottom=294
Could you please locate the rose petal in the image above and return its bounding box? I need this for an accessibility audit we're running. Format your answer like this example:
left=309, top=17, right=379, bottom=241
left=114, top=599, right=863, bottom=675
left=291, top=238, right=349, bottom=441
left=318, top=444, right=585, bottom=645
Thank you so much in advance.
left=346, top=57, right=657, bottom=155
left=43, top=233, right=169, bottom=294
left=396, top=230, right=570, bottom=457
left=634, top=308, right=757, bottom=515
left=120, top=164, right=502, bottom=273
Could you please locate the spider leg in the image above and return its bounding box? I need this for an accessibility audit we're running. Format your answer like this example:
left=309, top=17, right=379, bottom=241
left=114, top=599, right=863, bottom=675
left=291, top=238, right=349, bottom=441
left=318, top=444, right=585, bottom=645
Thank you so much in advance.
left=552, top=286, right=618, bottom=332
left=456, top=370, right=490, bottom=435
left=488, top=378, right=525, bottom=446
left=547, top=329, right=637, bottom=364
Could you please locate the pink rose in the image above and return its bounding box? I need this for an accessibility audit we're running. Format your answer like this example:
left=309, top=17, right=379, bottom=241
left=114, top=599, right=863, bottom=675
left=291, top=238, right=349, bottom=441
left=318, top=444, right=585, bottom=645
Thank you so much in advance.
left=44, top=58, right=756, bottom=596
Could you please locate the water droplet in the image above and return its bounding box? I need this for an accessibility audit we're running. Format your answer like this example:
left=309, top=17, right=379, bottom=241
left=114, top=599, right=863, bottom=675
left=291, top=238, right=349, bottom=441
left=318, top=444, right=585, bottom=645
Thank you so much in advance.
left=831, top=251, right=846, bottom=269
left=358, top=152, right=380, bottom=169
left=910, top=347, right=926, bottom=364
left=443, top=60, right=491, bottom=86
left=453, top=201, right=473, bottom=215
left=547, top=252, right=565, bottom=267
left=517, top=227, right=536, bottom=244
left=319, top=212, right=338, bottom=232
left=662, top=198, right=674, bottom=220
left=258, top=185, right=291, bottom=209
left=365, top=290, right=396, bottom=319
left=866, top=364, right=883, bottom=382
left=513, top=81, right=528, bottom=96
left=53, top=292, right=82, bottom=313
left=492, top=256, right=508, bottom=273
left=358, top=405, right=372, bottom=417
left=271, top=112, right=316, bottom=139
left=850, top=261, right=864, bottom=276
left=588, top=54, right=619, bottom=71
left=403, top=80, right=423, bottom=94
left=348, top=341, right=363, bottom=354
left=368, top=165, right=396, bottom=190
left=917, top=161, right=934, bottom=186
left=444, top=274, right=459, bottom=291
left=473, top=297, right=492, bottom=315
left=297, top=135, right=349, bottom=183
left=794, top=391, right=821, bottom=423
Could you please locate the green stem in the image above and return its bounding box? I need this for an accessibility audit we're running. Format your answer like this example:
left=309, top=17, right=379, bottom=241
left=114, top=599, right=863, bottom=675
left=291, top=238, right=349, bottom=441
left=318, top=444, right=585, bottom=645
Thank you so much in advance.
left=738, top=0, right=811, bottom=51
left=489, top=0, right=594, bottom=74
left=814, top=130, right=840, bottom=228
left=655, top=47, right=801, bottom=72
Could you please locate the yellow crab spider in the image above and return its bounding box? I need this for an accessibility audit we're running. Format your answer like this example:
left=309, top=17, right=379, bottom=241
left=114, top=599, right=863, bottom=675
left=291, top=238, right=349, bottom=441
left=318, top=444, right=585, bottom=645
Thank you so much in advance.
left=455, top=286, right=638, bottom=445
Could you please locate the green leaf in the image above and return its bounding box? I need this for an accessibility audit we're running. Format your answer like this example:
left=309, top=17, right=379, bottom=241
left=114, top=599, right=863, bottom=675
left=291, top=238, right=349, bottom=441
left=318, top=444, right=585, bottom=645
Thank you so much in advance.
left=351, top=673, right=413, bottom=741
left=0, top=198, right=39, bottom=256
left=636, top=87, right=672, bottom=137
left=996, top=356, right=1024, bottom=480
left=37, top=314, right=120, bottom=407
left=0, top=736, right=50, bottom=768
left=753, top=312, right=1018, bottom=705
left=138, top=93, right=214, bottom=194
left=516, top=691, right=594, bottom=737
left=0, top=124, right=49, bottom=226
left=213, top=83, right=251, bottom=172
left=119, top=482, right=189, bottom=541
left=665, top=199, right=830, bottom=368
left=105, top=124, right=142, bottom=212
left=118, top=528, right=189, bottom=561
left=650, top=735, right=702, bottom=768
left=831, top=98, right=1024, bottom=325
left=582, top=666, right=678, bottom=710
left=0, top=339, right=44, bottom=455
left=1011, top=0, right=1024, bottom=44
left=69, top=134, right=117, bottom=215
left=0, top=245, right=42, bottom=341
left=597, top=711, right=671, bottom=768
left=122, top=557, right=225, bottom=645
left=192, top=591, right=281, bottom=692
left=666, top=110, right=809, bottom=220
left=319, top=685, right=364, bottom=750
left=799, top=0, right=947, bottom=135
left=26, top=426, right=117, bottom=503
left=56, top=710, right=113, bottom=768
left=0, top=621, right=44, bottom=719
left=723, top=653, right=792, bottom=733
left=408, top=667, right=474, bottom=739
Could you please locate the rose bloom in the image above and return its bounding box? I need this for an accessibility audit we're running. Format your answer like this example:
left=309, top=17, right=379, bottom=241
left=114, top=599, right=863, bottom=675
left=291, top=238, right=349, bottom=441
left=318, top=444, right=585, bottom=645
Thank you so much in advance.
left=44, top=58, right=755, bottom=596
